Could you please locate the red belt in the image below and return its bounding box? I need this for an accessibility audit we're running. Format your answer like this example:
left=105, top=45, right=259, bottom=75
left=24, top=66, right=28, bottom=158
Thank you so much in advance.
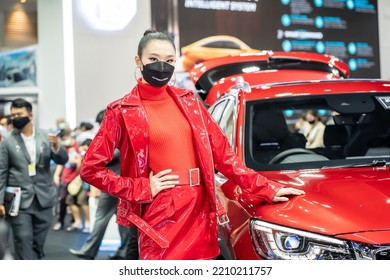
left=170, top=168, right=200, bottom=186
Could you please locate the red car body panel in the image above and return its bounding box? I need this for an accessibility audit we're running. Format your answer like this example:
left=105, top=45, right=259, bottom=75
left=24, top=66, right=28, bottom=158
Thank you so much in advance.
left=245, top=79, right=390, bottom=101
left=253, top=167, right=390, bottom=235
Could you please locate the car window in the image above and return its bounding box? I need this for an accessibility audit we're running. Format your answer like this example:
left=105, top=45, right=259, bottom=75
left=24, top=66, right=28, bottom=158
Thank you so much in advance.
left=209, top=99, right=228, bottom=123
left=203, top=41, right=226, bottom=48
left=245, top=93, right=390, bottom=171
left=209, top=97, right=236, bottom=147
left=203, top=40, right=241, bottom=49
left=222, top=41, right=241, bottom=49
left=218, top=99, right=236, bottom=147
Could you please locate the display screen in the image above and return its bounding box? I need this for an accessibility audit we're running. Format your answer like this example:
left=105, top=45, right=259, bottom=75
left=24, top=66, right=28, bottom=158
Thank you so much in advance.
left=0, top=45, right=37, bottom=88
left=151, top=0, right=380, bottom=78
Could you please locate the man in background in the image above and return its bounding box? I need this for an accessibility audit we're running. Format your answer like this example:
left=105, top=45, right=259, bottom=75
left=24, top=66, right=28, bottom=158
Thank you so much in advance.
left=0, top=98, right=68, bottom=259
left=0, top=115, right=12, bottom=141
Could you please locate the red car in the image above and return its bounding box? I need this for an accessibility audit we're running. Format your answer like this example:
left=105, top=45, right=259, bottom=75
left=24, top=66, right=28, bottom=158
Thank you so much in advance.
left=190, top=54, right=390, bottom=260
left=180, top=35, right=261, bottom=72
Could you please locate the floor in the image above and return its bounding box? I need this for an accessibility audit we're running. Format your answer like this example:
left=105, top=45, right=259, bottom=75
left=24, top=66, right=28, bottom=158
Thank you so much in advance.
left=4, top=214, right=116, bottom=260
left=41, top=226, right=114, bottom=260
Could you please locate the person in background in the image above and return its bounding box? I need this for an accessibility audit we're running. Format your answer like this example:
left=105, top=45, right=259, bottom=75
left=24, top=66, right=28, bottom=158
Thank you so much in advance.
left=304, top=110, right=326, bottom=149
left=0, top=115, right=12, bottom=141
left=75, top=122, right=95, bottom=145
left=80, top=29, right=305, bottom=260
left=1, top=115, right=12, bottom=131
left=65, top=138, right=90, bottom=233
left=69, top=110, right=138, bottom=260
left=294, top=115, right=310, bottom=136
left=54, top=117, right=70, bottom=133
left=0, top=98, right=68, bottom=259
left=52, top=130, right=80, bottom=231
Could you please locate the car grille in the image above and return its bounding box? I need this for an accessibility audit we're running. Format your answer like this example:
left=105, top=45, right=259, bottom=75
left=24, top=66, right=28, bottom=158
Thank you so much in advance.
left=376, top=248, right=390, bottom=260
left=351, top=242, right=390, bottom=260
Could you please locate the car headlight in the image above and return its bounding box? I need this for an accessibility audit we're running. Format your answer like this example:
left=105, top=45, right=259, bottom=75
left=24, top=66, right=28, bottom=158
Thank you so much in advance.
left=250, top=219, right=354, bottom=260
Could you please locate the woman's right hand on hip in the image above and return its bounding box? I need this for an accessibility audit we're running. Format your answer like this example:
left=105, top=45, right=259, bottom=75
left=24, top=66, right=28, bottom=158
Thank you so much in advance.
left=149, top=169, right=179, bottom=197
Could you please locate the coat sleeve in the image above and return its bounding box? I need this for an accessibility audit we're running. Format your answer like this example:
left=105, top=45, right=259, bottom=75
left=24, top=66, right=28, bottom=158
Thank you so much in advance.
left=199, top=103, right=283, bottom=204
left=0, top=140, right=9, bottom=204
left=79, top=107, right=153, bottom=203
left=51, top=145, right=69, bottom=165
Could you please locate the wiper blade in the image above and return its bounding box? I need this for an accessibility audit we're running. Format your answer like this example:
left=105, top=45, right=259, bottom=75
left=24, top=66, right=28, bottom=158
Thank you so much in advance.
left=322, top=159, right=388, bottom=169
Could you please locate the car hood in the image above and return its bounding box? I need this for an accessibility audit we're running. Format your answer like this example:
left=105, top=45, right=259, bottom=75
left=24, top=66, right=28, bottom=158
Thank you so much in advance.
left=254, top=167, right=390, bottom=237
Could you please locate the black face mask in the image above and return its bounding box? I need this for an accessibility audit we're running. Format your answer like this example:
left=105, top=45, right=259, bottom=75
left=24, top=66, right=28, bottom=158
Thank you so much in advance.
left=308, top=120, right=316, bottom=125
left=141, top=61, right=175, bottom=87
left=12, top=116, right=30, bottom=130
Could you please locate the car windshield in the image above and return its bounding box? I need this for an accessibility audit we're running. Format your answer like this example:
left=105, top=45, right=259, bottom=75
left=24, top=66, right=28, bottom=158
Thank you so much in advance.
left=244, top=92, right=390, bottom=171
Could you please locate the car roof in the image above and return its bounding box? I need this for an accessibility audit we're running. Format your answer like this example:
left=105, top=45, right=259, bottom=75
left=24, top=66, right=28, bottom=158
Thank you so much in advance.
left=243, top=79, right=390, bottom=101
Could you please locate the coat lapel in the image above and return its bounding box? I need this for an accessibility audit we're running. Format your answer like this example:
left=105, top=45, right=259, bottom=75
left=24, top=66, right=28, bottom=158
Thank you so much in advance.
left=13, top=132, right=31, bottom=163
left=35, top=129, right=43, bottom=164
left=118, top=89, right=149, bottom=177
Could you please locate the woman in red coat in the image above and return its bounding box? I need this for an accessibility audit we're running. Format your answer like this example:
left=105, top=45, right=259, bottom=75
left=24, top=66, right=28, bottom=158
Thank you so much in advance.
left=80, top=29, right=305, bottom=260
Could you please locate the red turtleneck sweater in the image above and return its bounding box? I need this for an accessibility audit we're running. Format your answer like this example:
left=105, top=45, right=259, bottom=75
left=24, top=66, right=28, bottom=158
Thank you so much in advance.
left=138, top=82, right=198, bottom=173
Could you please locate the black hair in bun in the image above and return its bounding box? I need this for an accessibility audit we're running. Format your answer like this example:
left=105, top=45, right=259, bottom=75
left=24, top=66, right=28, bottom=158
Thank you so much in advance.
left=143, top=28, right=158, bottom=36
left=137, top=29, right=176, bottom=57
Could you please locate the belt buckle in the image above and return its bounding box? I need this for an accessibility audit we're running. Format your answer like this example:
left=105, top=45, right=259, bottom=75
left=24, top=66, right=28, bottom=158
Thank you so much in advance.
left=218, top=214, right=230, bottom=225
left=189, top=168, right=200, bottom=187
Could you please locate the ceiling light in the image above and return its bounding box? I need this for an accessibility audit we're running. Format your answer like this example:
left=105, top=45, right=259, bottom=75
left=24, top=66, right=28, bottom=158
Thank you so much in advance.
left=79, top=0, right=137, bottom=31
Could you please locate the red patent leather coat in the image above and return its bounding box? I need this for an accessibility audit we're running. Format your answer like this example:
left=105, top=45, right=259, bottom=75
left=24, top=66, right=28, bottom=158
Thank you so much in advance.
left=80, top=84, right=283, bottom=256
